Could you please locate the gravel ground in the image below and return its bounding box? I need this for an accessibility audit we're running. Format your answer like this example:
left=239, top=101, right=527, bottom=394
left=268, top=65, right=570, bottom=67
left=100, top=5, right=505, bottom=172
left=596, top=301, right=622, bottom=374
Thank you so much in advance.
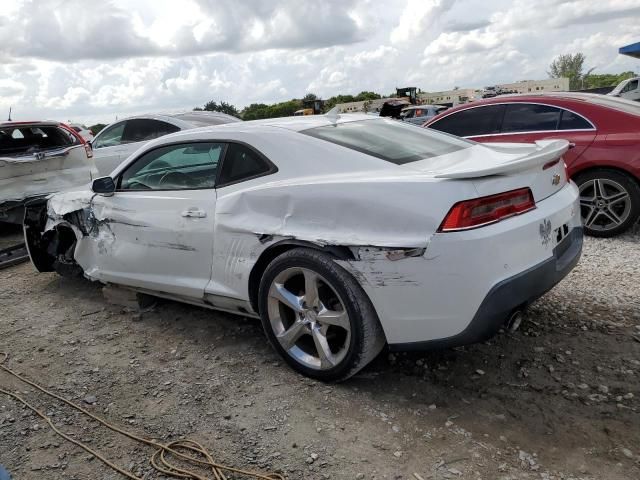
left=0, top=226, right=638, bottom=479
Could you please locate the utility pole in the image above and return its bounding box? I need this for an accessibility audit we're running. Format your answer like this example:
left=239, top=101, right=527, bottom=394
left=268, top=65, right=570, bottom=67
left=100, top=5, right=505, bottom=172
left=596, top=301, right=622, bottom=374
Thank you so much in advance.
left=7, top=107, right=12, bottom=121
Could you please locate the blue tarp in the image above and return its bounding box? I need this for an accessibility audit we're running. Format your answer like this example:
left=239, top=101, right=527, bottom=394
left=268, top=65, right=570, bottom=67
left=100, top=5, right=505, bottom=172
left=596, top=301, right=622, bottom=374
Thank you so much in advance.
left=619, top=42, right=640, bottom=59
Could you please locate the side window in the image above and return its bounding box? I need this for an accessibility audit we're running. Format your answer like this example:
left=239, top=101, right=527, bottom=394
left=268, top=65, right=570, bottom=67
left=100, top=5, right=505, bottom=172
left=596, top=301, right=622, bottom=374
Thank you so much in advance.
left=119, top=142, right=223, bottom=191
left=121, top=119, right=180, bottom=144
left=429, top=104, right=506, bottom=137
left=218, top=143, right=272, bottom=186
left=501, top=104, right=561, bottom=133
left=622, top=79, right=638, bottom=92
left=559, top=110, right=593, bottom=130
left=93, top=122, right=125, bottom=148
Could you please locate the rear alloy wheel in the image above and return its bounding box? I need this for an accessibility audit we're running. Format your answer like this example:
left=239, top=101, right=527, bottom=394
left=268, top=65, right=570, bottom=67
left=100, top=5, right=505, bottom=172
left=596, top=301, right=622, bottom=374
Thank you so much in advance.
left=575, top=169, right=640, bottom=237
left=258, top=248, right=385, bottom=381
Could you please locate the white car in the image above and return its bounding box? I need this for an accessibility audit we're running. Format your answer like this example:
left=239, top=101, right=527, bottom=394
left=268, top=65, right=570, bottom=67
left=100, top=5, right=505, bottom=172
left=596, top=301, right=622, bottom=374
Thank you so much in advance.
left=91, top=112, right=241, bottom=176
left=69, top=123, right=94, bottom=142
left=24, top=114, right=582, bottom=381
left=607, top=76, right=640, bottom=102
left=1, top=121, right=96, bottom=224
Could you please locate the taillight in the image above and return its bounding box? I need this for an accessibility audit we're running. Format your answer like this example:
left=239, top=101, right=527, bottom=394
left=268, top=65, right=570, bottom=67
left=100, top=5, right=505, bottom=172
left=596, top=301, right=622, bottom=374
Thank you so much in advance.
left=438, top=188, right=536, bottom=232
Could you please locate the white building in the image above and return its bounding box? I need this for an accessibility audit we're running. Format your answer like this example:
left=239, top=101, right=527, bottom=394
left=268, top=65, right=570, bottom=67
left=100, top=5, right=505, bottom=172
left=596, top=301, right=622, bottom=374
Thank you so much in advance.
left=497, top=78, right=570, bottom=94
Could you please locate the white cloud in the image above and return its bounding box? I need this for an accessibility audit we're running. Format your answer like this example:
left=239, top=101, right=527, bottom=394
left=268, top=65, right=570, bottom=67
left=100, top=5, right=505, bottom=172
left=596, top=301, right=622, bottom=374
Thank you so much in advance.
left=0, top=0, right=637, bottom=125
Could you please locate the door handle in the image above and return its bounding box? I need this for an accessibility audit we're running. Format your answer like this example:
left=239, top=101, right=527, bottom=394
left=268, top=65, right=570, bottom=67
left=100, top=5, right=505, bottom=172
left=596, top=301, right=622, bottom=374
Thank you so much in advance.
left=181, top=208, right=207, bottom=218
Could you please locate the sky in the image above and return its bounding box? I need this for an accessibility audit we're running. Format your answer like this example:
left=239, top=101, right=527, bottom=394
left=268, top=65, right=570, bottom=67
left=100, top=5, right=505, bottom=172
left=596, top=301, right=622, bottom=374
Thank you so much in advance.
left=0, top=0, right=639, bottom=125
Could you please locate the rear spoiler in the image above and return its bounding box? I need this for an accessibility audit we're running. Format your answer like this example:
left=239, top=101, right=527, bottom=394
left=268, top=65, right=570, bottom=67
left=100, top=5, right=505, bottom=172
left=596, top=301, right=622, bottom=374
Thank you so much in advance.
left=434, top=139, right=570, bottom=179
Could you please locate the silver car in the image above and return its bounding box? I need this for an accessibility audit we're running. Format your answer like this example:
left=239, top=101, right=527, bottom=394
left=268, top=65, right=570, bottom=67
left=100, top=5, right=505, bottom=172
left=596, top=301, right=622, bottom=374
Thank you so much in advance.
left=400, top=105, right=448, bottom=125
left=91, top=111, right=241, bottom=175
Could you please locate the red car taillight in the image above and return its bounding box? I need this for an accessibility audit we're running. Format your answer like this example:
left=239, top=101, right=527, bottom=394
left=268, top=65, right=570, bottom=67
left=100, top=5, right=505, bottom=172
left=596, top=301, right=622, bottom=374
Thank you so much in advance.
left=438, top=188, right=536, bottom=232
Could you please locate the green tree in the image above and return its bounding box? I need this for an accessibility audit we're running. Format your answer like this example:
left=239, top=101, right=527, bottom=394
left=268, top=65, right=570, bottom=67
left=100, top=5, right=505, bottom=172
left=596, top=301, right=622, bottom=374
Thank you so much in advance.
left=89, top=123, right=106, bottom=135
left=241, top=100, right=302, bottom=120
left=194, top=100, right=240, bottom=118
left=548, top=53, right=585, bottom=90
left=583, top=71, right=637, bottom=89
left=302, top=93, right=318, bottom=102
left=354, top=91, right=381, bottom=101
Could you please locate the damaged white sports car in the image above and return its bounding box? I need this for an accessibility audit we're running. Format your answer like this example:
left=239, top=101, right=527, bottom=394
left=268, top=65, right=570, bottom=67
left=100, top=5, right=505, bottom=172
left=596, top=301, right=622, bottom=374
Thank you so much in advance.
left=24, top=114, right=582, bottom=381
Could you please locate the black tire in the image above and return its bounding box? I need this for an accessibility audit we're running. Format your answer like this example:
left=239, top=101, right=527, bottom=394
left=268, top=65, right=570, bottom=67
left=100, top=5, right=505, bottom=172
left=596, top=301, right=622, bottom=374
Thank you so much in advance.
left=573, top=169, right=640, bottom=237
left=258, top=248, right=386, bottom=382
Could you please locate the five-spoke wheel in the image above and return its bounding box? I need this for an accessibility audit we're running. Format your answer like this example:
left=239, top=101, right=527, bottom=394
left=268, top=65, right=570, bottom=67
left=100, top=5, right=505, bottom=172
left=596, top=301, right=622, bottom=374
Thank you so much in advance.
left=259, top=248, right=385, bottom=381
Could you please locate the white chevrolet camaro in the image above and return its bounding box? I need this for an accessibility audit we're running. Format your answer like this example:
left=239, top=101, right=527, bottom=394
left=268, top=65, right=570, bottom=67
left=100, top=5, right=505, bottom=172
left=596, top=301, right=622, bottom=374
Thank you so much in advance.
left=24, top=114, right=583, bottom=381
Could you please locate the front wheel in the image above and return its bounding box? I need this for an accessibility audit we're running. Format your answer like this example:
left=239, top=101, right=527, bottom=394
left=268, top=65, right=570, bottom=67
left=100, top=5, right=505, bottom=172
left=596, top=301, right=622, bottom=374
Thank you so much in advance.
left=574, top=169, right=640, bottom=237
left=258, top=248, right=385, bottom=382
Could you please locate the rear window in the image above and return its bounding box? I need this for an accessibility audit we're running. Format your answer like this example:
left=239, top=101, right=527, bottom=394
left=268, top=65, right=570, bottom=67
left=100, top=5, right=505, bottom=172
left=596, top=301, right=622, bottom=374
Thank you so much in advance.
left=302, top=119, right=472, bottom=165
left=559, top=110, right=593, bottom=130
left=0, top=125, right=79, bottom=157
left=429, top=104, right=506, bottom=137
left=501, top=104, right=561, bottom=132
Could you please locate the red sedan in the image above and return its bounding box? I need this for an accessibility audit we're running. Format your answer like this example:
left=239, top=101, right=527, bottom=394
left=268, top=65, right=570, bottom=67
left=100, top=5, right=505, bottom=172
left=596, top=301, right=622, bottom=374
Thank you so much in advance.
left=424, top=93, right=640, bottom=237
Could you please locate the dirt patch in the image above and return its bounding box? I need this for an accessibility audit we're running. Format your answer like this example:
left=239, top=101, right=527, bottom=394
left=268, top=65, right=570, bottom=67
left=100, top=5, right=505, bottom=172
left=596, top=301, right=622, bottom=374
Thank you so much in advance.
left=0, top=230, right=638, bottom=479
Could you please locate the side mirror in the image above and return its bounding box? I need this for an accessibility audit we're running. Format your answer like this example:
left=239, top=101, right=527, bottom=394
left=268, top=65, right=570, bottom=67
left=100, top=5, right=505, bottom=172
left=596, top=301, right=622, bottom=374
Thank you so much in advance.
left=92, top=176, right=116, bottom=195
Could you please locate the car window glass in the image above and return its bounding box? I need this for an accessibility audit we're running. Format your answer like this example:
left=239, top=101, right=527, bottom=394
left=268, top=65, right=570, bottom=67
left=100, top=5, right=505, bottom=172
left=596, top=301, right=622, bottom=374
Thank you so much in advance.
left=121, top=119, right=180, bottom=144
left=303, top=118, right=472, bottom=164
left=217, top=143, right=272, bottom=185
left=502, top=104, right=561, bottom=133
left=622, top=79, right=638, bottom=92
left=559, top=110, right=592, bottom=130
left=119, top=142, right=223, bottom=191
left=428, top=104, right=506, bottom=137
left=94, top=122, right=125, bottom=148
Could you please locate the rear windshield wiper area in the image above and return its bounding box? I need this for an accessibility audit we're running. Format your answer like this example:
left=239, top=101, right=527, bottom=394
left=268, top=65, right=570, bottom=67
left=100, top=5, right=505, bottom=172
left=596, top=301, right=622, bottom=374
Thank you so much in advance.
left=0, top=125, right=79, bottom=158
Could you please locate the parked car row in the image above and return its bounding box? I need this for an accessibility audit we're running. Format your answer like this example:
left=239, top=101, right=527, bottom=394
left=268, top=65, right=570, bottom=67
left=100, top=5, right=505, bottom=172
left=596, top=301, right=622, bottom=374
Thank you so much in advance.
left=9, top=91, right=634, bottom=381
left=424, top=93, right=640, bottom=237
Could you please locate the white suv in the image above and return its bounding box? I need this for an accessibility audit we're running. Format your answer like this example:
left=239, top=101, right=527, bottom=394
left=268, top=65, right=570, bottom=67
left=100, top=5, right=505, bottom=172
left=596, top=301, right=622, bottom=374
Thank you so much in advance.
left=91, top=112, right=241, bottom=175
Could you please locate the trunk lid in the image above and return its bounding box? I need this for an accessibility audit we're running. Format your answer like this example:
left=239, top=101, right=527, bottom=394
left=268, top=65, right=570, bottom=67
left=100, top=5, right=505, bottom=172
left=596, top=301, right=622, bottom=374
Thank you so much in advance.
left=411, top=139, right=570, bottom=202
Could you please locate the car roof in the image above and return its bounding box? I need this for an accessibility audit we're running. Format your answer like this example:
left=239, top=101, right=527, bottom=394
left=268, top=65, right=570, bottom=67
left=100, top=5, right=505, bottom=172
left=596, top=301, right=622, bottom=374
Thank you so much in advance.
left=426, top=92, right=640, bottom=121
left=192, top=113, right=377, bottom=133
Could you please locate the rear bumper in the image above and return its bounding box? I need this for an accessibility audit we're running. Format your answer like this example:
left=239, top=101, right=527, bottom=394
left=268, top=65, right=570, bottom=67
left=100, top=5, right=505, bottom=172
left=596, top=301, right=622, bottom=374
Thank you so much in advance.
left=337, top=181, right=582, bottom=346
left=389, top=226, right=583, bottom=351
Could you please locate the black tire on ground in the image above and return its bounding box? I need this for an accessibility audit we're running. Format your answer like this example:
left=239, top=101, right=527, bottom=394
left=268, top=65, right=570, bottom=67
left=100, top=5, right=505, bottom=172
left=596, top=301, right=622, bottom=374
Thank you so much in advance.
left=258, top=247, right=386, bottom=382
left=573, top=169, right=640, bottom=237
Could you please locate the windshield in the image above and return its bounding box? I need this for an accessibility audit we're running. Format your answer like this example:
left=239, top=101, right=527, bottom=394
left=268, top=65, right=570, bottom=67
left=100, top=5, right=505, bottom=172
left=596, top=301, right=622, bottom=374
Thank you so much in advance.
left=301, top=118, right=472, bottom=165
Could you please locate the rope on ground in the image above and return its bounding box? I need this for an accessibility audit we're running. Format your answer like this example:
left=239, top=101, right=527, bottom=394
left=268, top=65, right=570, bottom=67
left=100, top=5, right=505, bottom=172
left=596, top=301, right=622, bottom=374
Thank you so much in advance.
left=0, top=353, right=285, bottom=480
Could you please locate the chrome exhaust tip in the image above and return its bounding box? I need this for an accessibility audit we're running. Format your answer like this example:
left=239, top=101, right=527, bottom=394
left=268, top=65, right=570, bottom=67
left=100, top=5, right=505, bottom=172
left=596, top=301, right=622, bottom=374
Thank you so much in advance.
left=506, top=310, right=524, bottom=333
